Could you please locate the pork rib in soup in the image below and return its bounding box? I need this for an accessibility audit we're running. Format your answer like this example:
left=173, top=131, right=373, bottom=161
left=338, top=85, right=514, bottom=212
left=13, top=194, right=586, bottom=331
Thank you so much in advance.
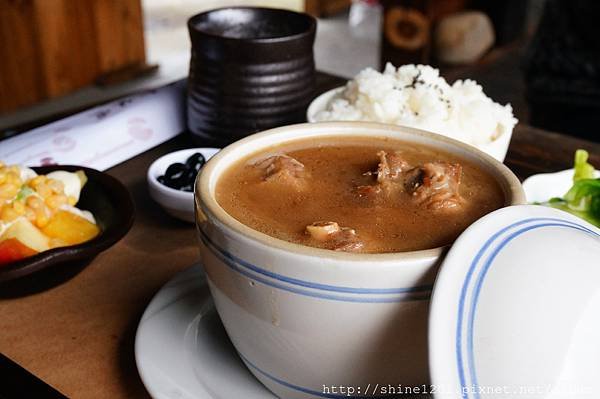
left=215, top=137, right=505, bottom=253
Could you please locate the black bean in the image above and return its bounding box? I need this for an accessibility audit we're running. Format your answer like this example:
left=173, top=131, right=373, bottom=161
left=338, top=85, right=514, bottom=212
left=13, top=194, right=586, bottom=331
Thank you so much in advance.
left=165, top=163, right=191, bottom=189
left=165, top=163, right=186, bottom=180
left=163, top=177, right=181, bottom=189
left=158, top=154, right=206, bottom=191
left=186, top=152, right=206, bottom=172
left=157, top=174, right=181, bottom=189
left=184, top=168, right=198, bottom=184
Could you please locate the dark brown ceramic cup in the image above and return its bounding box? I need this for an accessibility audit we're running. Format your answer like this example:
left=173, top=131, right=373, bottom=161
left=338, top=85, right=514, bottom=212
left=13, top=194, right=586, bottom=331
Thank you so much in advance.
left=187, top=7, right=316, bottom=146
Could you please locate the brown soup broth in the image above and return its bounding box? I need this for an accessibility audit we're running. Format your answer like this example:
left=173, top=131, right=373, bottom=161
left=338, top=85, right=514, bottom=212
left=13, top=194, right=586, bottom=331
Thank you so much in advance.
left=215, top=136, right=505, bottom=253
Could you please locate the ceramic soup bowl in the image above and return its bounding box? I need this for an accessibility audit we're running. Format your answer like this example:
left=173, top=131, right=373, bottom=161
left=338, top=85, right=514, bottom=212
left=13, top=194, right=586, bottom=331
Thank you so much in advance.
left=195, top=122, right=525, bottom=399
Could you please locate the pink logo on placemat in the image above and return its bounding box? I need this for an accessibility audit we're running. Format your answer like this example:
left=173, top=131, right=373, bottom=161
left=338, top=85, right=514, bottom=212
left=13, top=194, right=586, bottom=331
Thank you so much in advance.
left=128, top=117, right=153, bottom=141
left=53, top=126, right=71, bottom=133
left=40, top=157, right=57, bottom=166
left=52, top=135, right=76, bottom=152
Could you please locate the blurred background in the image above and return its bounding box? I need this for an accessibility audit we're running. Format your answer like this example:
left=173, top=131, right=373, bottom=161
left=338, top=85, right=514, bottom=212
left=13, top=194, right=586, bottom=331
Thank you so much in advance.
left=1, top=0, right=598, bottom=141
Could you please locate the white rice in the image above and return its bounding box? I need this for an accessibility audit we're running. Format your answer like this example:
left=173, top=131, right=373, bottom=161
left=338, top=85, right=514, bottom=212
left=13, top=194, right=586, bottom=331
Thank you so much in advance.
left=314, top=63, right=517, bottom=147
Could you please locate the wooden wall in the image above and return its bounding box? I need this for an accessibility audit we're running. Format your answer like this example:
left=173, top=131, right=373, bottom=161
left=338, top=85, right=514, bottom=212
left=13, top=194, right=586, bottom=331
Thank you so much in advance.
left=0, top=0, right=146, bottom=114
left=305, top=0, right=351, bottom=17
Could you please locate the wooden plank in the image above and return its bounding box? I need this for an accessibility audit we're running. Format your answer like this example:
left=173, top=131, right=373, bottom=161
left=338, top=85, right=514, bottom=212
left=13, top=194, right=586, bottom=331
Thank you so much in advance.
left=506, top=125, right=600, bottom=179
left=32, top=0, right=99, bottom=97
left=0, top=1, right=44, bottom=113
left=305, top=0, right=350, bottom=17
left=0, top=0, right=145, bottom=114
left=91, top=0, right=146, bottom=73
left=304, top=0, right=320, bottom=16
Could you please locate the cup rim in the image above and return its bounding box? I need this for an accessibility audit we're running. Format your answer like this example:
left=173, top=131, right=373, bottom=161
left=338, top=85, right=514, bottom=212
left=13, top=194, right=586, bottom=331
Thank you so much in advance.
left=196, top=122, right=526, bottom=262
left=187, top=7, right=317, bottom=44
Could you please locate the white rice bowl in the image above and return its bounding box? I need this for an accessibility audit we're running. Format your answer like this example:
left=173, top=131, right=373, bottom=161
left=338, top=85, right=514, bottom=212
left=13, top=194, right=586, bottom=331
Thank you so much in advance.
left=312, top=64, right=518, bottom=161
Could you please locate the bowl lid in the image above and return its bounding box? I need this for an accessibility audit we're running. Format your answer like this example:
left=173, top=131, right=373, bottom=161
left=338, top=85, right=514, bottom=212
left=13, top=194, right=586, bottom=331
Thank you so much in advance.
left=429, top=204, right=600, bottom=399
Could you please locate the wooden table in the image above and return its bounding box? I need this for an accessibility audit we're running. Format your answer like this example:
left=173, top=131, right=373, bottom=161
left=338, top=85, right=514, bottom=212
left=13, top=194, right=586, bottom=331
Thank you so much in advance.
left=1, top=72, right=599, bottom=398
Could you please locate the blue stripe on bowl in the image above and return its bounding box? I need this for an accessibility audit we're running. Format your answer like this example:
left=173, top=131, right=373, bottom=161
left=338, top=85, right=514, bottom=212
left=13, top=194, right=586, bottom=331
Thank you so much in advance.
left=456, top=217, right=599, bottom=399
left=197, top=226, right=433, bottom=296
left=238, top=352, right=379, bottom=399
left=199, top=228, right=430, bottom=303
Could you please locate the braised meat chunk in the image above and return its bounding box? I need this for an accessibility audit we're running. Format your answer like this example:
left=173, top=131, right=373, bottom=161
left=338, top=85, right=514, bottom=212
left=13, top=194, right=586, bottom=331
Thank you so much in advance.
left=254, top=155, right=307, bottom=189
left=357, top=151, right=463, bottom=210
left=357, top=151, right=410, bottom=198
left=356, top=184, right=382, bottom=198
left=305, top=221, right=364, bottom=252
left=371, top=150, right=410, bottom=183
left=404, top=162, right=463, bottom=210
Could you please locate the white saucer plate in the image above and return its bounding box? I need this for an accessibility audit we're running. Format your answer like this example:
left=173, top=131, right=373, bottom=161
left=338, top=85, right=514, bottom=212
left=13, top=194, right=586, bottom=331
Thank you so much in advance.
left=134, top=264, right=276, bottom=399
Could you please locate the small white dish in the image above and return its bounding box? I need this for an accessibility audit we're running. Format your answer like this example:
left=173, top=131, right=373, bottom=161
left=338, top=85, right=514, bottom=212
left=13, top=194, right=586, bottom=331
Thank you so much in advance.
left=134, top=263, right=276, bottom=399
left=147, top=148, right=219, bottom=223
left=429, top=205, right=600, bottom=399
left=306, top=87, right=512, bottom=162
left=522, top=168, right=600, bottom=203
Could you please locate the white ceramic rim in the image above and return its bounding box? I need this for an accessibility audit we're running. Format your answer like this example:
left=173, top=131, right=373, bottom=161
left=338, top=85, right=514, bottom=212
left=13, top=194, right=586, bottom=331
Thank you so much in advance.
left=306, top=87, right=344, bottom=123
left=196, top=122, right=525, bottom=263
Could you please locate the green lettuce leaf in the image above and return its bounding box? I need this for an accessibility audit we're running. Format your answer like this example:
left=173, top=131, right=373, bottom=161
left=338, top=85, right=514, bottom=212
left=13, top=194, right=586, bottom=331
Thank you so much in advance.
left=538, top=149, right=600, bottom=227
left=573, top=149, right=595, bottom=181
left=564, top=177, right=600, bottom=214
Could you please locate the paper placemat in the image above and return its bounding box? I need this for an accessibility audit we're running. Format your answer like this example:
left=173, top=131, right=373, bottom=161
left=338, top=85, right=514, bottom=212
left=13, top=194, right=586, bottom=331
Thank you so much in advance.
left=0, top=80, right=186, bottom=171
